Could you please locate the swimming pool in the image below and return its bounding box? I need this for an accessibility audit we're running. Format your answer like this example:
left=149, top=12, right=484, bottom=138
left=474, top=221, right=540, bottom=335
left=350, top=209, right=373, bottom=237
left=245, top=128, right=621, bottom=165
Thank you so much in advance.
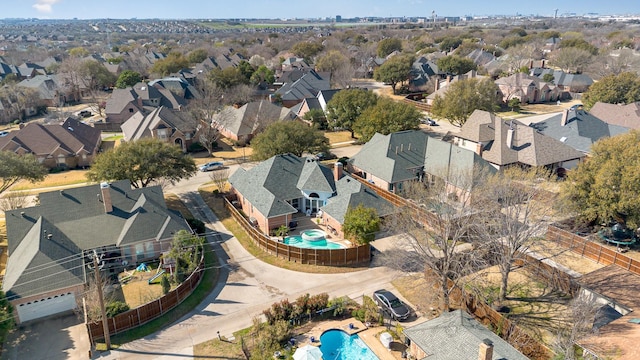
left=320, top=329, right=379, bottom=360
left=284, top=235, right=345, bottom=249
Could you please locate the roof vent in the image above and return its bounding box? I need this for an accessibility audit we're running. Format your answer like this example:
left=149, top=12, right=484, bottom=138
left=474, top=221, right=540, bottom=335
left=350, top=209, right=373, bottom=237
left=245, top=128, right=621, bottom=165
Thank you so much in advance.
left=20, top=211, right=25, bottom=217
left=560, top=136, right=567, bottom=142
left=47, top=234, right=53, bottom=240
left=140, top=86, right=146, bottom=91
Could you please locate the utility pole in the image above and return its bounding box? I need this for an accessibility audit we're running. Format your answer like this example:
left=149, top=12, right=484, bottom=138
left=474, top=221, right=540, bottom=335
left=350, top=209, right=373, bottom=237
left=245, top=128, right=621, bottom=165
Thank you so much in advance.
left=94, top=255, right=111, bottom=350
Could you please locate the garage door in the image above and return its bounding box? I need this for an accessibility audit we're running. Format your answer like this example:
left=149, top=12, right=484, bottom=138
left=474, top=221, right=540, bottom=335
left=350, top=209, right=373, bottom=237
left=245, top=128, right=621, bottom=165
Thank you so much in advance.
left=17, top=292, right=77, bottom=323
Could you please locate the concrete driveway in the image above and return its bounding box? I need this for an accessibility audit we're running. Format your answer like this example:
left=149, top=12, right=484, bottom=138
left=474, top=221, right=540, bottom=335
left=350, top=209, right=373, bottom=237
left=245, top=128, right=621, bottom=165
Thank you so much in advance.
left=1, top=313, right=89, bottom=360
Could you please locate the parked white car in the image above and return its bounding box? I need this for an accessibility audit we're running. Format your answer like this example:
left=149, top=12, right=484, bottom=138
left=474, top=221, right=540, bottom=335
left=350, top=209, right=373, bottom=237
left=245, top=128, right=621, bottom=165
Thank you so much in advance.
left=199, top=161, right=224, bottom=172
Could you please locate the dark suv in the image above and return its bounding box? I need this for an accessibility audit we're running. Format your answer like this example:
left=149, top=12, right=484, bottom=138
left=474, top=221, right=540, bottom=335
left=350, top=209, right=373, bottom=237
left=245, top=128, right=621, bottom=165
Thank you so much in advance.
left=373, top=289, right=411, bottom=321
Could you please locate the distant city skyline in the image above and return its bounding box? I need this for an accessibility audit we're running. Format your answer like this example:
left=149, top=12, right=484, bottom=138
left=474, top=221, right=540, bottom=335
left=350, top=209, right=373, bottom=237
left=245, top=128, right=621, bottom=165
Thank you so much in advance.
left=2, top=0, right=640, bottom=20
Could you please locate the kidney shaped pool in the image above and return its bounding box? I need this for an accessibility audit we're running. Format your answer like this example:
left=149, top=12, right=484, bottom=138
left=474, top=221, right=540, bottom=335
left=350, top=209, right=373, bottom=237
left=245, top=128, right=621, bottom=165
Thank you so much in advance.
left=320, top=329, right=379, bottom=360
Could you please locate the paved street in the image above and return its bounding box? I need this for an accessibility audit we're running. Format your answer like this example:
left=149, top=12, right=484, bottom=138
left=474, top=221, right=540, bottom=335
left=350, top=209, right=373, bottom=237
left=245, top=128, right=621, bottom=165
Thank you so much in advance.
left=97, top=172, right=405, bottom=359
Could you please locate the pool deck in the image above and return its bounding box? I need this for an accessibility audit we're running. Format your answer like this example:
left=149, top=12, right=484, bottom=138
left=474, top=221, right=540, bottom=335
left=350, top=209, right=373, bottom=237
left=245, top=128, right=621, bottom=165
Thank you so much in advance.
left=294, top=319, right=404, bottom=360
left=289, top=214, right=353, bottom=248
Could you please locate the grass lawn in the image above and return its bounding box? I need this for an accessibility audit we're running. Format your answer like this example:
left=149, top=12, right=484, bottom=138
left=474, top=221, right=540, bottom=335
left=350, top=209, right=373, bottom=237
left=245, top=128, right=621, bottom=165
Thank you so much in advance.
left=193, top=327, right=250, bottom=360
left=10, top=169, right=90, bottom=192
left=102, top=134, right=123, bottom=141
left=117, top=267, right=166, bottom=309
left=96, top=242, right=219, bottom=350
left=165, top=193, right=193, bottom=218
left=324, top=130, right=354, bottom=145
left=199, top=185, right=366, bottom=274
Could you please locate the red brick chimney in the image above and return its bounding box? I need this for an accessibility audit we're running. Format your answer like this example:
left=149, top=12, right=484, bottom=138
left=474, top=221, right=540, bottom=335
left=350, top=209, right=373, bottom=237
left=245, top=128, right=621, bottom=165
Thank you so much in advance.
left=100, top=182, right=113, bottom=213
left=478, top=339, right=494, bottom=360
left=334, top=162, right=343, bottom=181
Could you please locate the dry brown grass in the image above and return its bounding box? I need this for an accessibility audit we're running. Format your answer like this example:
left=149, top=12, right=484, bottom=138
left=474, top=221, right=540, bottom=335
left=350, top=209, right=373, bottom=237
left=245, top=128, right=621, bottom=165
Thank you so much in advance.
left=324, top=130, right=354, bottom=144
left=0, top=220, right=7, bottom=277
left=118, top=269, right=166, bottom=309
left=529, top=239, right=604, bottom=275
left=164, top=193, right=192, bottom=218
left=11, top=170, right=90, bottom=192
left=193, top=337, right=245, bottom=360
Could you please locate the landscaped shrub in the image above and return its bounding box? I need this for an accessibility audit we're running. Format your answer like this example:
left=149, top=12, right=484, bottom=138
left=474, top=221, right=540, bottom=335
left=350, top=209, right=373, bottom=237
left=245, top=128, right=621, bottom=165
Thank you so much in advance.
left=106, top=301, right=130, bottom=318
left=186, top=217, right=206, bottom=235
left=161, top=274, right=171, bottom=295
left=328, top=296, right=349, bottom=317
left=308, top=293, right=329, bottom=313
left=351, top=295, right=380, bottom=323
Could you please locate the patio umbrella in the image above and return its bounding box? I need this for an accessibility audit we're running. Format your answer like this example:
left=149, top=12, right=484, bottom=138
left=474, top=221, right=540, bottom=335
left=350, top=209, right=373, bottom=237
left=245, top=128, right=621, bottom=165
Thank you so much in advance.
left=293, top=345, right=323, bottom=360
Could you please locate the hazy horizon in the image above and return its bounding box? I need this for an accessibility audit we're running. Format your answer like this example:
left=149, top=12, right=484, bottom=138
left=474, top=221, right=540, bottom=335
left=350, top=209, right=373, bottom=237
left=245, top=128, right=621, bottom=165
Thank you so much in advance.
left=2, top=0, right=640, bottom=20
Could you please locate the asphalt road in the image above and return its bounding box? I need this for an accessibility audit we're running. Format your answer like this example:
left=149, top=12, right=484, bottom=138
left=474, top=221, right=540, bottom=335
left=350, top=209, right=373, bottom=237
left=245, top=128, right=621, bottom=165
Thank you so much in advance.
left=99, top=165, right=406, bottom=359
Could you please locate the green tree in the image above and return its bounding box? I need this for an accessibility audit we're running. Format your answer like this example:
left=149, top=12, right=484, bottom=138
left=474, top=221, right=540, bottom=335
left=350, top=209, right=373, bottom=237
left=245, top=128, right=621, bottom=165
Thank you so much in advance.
left=325, top=88, right=378, bottom=138
left=250, top=65, right=275, bottom=88
left=342, top=205, right=380, bottom=245
left=168, top=230, right=205, bottom=283
left=436, top=55, right=477, bottom=75
left=291, top=41, right=324, bottom=62
left=582, top=72, right=640, bottom=110
left=542, top=73, right=555, bottom=84
left=438, top=36, right=463, bottom=51
left=105, top=301, right=130, bottom=318
left=237, top=60, right=255, bottom=83
left=187, top=48, right=208, bottom=64
left=0, top=151, right=47, bottom=195
left=508, top=97, right=521, bottom=112
left=86, top=138, right=197, bottom=188
left=208, top=66, right=248, bottom=90
left=302, top=108, right=328, bottom=130
left=161, top=274, right=171, bottom=295
left=150, top=52, right=190, bottom=76
left=115, top=70, right=142, bottom=88
left=377, top=38, right=403, bottom=57
left=561, top=131, right=640, bottom=228
left=353, top=97, right=421, bottom=142
left=431, top=78, right=501, bottom=127
left=68, top=47, right=89, bottom=57
left=0, top=291, right=14, bottom=344
left=560, top=38, right=599, bottom=55
left=251, top=121, right=329, bottom=161
left=374, top=55, right=413, bottom=95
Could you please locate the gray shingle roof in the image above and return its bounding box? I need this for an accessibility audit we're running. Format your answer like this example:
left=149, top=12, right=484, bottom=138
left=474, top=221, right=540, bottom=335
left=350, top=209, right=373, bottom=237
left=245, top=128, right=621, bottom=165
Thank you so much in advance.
left=2, top=180, right=189, bottom=299
left=351, top=130, right=493, bottom=189
left=320, top=176, right=394, bottom=223
left=529, top=110, right=630, bottom=154
left=275, top=71, right=330, bottom=101
left=121, top=106, right=194, bottom=142
left=403, top=310, right=529, bottom=360
left=213, top=100, right=295, bottom=138
left=589, top=102, right=640, bottom=130
left=0, top=119, right=101, bottom=156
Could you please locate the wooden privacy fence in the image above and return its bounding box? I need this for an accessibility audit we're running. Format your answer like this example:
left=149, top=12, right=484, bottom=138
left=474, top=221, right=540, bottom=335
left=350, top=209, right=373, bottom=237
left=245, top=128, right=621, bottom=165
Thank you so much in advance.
left=87, top=261, right=204, bottom=343
left=546, top=225, right=640, bottom=275
left=224, top=198, right=370, bottom=266
left=402, top=93, right=432, bottom=112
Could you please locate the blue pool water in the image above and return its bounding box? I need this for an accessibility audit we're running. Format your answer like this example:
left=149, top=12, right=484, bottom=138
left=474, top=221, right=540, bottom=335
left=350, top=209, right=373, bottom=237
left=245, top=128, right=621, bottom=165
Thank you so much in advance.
left=284, top=235, right=345, bottom=249
left=320, top=329, right=379, bottom=360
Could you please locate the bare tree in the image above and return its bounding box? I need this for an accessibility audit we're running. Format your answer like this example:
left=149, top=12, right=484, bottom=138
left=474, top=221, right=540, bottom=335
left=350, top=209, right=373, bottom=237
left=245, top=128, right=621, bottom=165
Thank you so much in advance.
left=0, top=191, right=31, bottom=212
left=473, top=167, right=554, bottom=303
left=209, top=168, right=230, bottom=194
left=587, top=49, right=640, bottom=79
left=552, top=296, right=601, bottom=360
left=549, top=47, right=593, bottom=74
left=384, top=166, right=490, bottom=312
left=504, top=44, right=541, bottom=73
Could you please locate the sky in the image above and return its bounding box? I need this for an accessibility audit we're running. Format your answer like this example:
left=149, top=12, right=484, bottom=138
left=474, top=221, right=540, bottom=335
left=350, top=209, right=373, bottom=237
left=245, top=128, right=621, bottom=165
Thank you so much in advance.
left=3, top=0, right=640, bottom=20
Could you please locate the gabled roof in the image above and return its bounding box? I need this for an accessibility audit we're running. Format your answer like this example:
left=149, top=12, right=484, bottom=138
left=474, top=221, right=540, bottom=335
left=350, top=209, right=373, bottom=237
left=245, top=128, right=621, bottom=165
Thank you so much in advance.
left=459, top=110, right=586, bottom=167
left=17, top=74, right=61, bottom=101
left=589, top=102, right=640, bottom=130
left=404, top=310, right=528, bottom=360
left=530, top=68, right=594, bottom=88
left=0, top=118, right=101, bottom=156
left=529, top=110, right=630, bottom=153
left=320, top=175, right=394, bottom=223
left=213, top=100, right=295, bottom=138
left=121, top=106, right=195, bottom=142
left=2, top=180, right=189, bottom=299
left=104, top=87, right=143, bottom=114
left=229, top=154, right=335, bottom=218
left=351, top=130, right=492, bottom=189
left=275, top=70, right=331, bottom=101
left=495, top=72, right=553, bottom=91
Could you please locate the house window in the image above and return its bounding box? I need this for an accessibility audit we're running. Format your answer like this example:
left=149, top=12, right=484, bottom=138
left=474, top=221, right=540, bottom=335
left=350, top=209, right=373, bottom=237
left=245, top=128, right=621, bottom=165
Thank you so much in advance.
left=145, top=241, right=154, bottom=258
left=290, top=198, right=299, bottom=209
left=185, top=132, right=192, bottom=140
left=135, top=243, right=145, bottom=258
left=129, top=108, right=134, bottom=113
left=157, top=129, right=167, bottom=139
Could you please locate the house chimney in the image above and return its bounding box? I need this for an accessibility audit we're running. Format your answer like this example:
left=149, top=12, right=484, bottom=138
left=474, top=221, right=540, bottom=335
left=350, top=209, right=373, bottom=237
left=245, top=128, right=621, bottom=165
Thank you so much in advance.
left=561, top=109, right=569, bottom=126
left=506, top=128, right=514, bottom=149
left=434, top=78, right=440, bottom=92
left=478, top=339, right=494, bottom=360
left=446, top=75, right=452, bottom=85
left=333, top=162, right=344, bottom=181
left=475, top=142, right=483, bottom=156
left=100, top=182, right=113, bottom=213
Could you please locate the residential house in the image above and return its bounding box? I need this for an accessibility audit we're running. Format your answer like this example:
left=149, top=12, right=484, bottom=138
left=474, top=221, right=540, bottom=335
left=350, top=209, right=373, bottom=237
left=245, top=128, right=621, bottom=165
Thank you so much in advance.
left=293, top=89, right=341, bottom=120
left=576, top=266, right=640, bottom=360
left=212, top=100, right=296, bottom=143
left=1, top=180, right=190, bottom=323
left=280, top=57, right=311, bottom=72
left=103, top=82, right=187, bottom=131
left=495, top=72, right=561, bottom=104
left=425, top=70, right=485, bottom=106
left=588, top=102, right=640, bottom=130
left=228, top=154, right=393, bottom=238
left=454, top=110, right=585, bottom=170
left=0, top=118, right=102, bottom=169
left=466, top=48, right=497, bottom=67
left=530, top=68, right=594, bottom=93
left=17, top=74, right=76, bottom=108
left=350, top=130, right=494, bottom=199
left=529, top=109, right=630, bottom=154
left=121, top=106, right=196, bottom=152
left=148, top=76, right=201, bottom=100
left=274, top=70, right=331, bottom=108
left=354, top=56, right=385, bottom=79
left=404, top=310, right=528, bottom=360
left=409, top=56, right=441, bottom=91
